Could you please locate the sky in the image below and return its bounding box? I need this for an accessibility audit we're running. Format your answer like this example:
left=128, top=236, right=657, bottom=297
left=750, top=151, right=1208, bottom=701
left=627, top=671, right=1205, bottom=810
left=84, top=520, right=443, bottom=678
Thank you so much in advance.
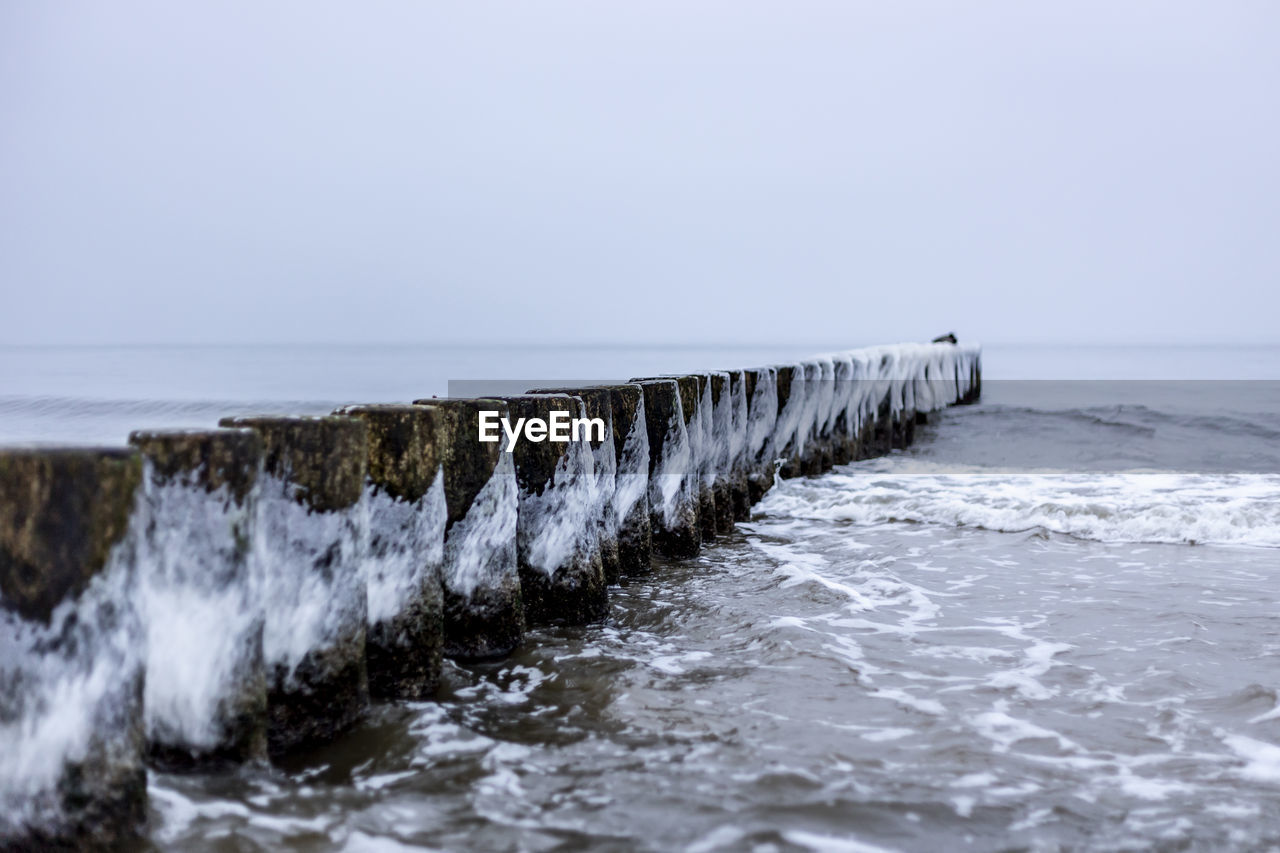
left=2, top=1, right=1277, bottom=347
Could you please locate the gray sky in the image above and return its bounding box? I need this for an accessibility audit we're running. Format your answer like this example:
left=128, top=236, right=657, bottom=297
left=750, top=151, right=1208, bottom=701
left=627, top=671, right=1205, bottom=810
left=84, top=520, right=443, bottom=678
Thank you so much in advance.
left=2, top=1, right=1277, bottom=347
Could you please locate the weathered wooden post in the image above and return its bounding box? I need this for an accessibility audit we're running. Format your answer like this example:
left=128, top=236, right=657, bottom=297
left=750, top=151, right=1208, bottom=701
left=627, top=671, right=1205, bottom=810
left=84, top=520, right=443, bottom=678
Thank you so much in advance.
left=501, top=394, right=608, bottom=625
left=337, top=405, right=447, bottom=700
left=812, top=356, right=838, bottom=474
left=583, top=384, right=653, bottom=575
left=707, top=371, right=735, bottom=533
left=217, top=415, right=370, bottom=757
left=635, top=374, right=716, bottom=541
left=725, top=369, right=752, bottom=521
left=0, top=448, right=147, bottom=850
left=834, top=353, right=861, bottom=464
left=770, top=364, right=805, bottom=479
left=526, top=387, right=621, bottom=583
left=631, top=379, right=700, bottom=559
left=743, top=366, right=779, bottom=503
left=128, top=429, right=268, bottom=767
left=411, top=397, right=523, bottom=660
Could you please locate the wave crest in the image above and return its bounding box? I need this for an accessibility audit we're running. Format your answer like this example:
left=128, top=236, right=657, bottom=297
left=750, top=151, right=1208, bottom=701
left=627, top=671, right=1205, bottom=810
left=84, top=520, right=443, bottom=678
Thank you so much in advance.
left=756, top=460, right=1280, bottom=549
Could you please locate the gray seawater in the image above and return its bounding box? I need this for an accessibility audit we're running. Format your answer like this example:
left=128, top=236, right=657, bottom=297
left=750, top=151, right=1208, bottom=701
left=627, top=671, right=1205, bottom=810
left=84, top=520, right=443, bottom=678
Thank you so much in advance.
left=3, top=343, right=1280, bottom=851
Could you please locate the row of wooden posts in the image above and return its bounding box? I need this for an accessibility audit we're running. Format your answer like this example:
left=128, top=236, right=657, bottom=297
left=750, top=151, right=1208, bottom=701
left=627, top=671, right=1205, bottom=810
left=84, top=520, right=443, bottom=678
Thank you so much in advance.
left=0, top=342, right=981, bottom=849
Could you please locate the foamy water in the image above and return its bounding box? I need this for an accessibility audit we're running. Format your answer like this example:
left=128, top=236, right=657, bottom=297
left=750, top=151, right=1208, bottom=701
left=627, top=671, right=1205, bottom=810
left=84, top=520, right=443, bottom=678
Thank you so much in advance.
left=135, top=368, right=1280, bottom=851
left=758, top=460, right=1280, bottom=549
left=5, top=344, right=1280, bottom=850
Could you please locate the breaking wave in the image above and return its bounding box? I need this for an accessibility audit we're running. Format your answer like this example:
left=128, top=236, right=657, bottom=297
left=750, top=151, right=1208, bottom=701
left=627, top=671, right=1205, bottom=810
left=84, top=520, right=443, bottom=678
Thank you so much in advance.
left=758, top=459, right=1280, bottom=549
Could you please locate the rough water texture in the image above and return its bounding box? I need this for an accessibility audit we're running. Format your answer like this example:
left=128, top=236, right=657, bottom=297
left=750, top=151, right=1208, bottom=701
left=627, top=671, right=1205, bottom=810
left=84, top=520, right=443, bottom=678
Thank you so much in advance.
left=42, top=343, right=1280, bottom=852
left=141, top=364, right=1280, bottom=852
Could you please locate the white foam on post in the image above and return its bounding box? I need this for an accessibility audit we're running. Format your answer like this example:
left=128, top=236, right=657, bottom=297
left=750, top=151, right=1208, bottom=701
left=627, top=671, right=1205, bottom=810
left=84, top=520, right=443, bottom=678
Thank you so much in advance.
left=792, top=362, right=815, bottom=454
left=746, top=368, right=779, bottom=467
left=714, top=373, right=734, bottom=486
left=728, top=371, right=749, bottom=478
left=442, top=453, right=518, bottom=600
left=136, top=465, right=263, bottom=750
left=363, top=468, right=446, bottom=627
left=587, top=400, right=619, bottom=544
left=517, top=400, right=602, bottom=577
left=829, top=354, right=856, bottom=441
left=769, top=363, right=809, bottom=464
left=254, top=474, right=368, bottom=683
left=850, top=350, right=877, bottom=432
left=795, top=362, right=820, bottom=458
left=613, top=397, right=650, bottom=526
left=824, top=357, right=841, bottom=438
left=754, top=344, right=980, bottom=475
left=0, top=506, right=144, bottom=831
left=650, top=394, right=695, bottom=526
left=683, top=382, right=705, bottom=495
left=833, top=342, right=980, bottom=425
left=698, top=378, right=718, bottom=491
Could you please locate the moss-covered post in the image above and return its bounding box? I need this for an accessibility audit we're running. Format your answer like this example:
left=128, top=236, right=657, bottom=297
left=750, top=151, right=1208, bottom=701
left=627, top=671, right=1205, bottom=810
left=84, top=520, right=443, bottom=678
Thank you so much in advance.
left=0, top=448, right=147, bottom=850
left=501, top=394, right=608, bottom=625
left=128, top=429, right=268, bottom=768
left=631, top=379, right=700, bottom=559
left=411, top=398, right=523, bottom=660
left=217, top=415, right=370, bottom=757
left=336, top=405, right=447, bottom=700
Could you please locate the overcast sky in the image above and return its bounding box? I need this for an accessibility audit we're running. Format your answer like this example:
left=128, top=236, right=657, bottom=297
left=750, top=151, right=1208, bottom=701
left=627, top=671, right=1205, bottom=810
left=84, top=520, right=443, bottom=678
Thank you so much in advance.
left=2, top=2, right=1277, bottom=347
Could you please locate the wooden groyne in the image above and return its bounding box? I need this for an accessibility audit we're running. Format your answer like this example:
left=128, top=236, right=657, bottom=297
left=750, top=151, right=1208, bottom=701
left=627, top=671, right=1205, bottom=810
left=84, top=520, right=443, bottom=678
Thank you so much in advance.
left=0, top=341, right=980, bottom=849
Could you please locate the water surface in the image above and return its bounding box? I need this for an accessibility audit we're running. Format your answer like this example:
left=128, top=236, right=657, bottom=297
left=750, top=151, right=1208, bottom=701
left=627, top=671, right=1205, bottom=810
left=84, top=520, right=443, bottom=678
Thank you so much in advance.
left=4, top=343, right=1279, bottom=851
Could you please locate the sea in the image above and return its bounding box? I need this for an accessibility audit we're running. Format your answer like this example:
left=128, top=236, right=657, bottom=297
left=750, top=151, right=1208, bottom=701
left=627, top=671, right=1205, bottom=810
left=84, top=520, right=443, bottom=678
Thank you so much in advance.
left=2, top=342, right=1279, bottom=852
